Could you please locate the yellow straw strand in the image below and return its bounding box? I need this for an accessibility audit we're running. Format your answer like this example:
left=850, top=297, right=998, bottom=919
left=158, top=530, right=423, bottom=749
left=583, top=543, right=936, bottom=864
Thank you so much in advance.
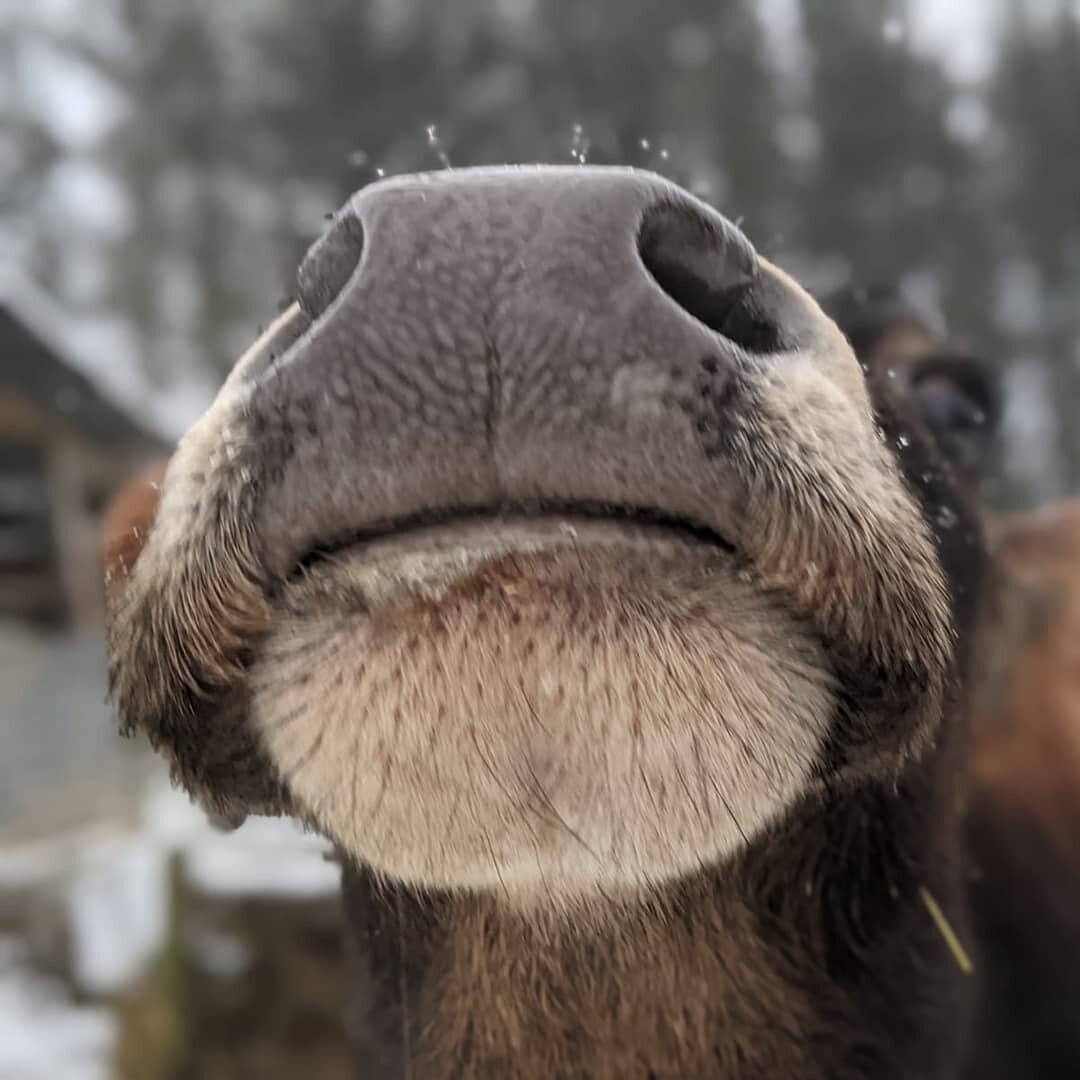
left=919, top=885, right=974, bottom=975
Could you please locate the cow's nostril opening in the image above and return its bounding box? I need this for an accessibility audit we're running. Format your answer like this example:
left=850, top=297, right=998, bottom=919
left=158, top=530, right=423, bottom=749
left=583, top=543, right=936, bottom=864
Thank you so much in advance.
left=297, top=210, right=366, bottom=320
left=638, top=202, right=781, bottom=355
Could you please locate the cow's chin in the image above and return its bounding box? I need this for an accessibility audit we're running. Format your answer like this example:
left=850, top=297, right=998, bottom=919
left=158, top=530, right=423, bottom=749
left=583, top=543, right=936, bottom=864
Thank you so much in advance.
left=248, top=517, right=836, bottom=907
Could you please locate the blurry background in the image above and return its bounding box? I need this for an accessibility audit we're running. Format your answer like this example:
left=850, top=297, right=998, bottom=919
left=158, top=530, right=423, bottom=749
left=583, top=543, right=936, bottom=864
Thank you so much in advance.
left=1, top=0, right=1079, bottom=1076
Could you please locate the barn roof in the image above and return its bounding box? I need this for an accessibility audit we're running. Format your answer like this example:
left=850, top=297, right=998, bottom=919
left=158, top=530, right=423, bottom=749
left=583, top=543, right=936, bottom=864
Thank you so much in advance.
left=0, top=269, right=170, bottom=451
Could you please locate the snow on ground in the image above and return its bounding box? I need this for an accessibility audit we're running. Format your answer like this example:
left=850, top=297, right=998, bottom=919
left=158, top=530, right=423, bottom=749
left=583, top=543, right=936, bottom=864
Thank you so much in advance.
left=0, top=775, right=340, bottom=994
left=0, top=773, right=340, bottom=1077
left=0, top=937, right=114, bottom=1080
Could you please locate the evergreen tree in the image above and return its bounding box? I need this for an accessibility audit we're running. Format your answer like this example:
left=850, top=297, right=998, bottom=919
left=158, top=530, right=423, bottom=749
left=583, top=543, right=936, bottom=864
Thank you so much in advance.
left=795, top=0, right=990, bottom=301
left=986, top=0, right=1080, bottom=501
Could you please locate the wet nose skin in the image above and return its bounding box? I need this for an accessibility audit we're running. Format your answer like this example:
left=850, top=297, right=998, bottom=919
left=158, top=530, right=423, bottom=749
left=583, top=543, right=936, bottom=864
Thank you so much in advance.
left=231, top=167, right=812, bottom=580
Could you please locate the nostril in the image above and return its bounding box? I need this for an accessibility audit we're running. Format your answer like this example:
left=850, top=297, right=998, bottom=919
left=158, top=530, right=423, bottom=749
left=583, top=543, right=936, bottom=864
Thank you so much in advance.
left=638, top=202, right=781, bottom=355
left=297, top=209, right=366, bottom=320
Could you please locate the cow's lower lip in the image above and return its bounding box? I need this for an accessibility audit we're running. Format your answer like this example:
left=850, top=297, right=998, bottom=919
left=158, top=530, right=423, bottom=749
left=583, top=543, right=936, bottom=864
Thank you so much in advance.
left=296, top=506, right=735, bottom=573
left=291, top=511, right=738, bottom=607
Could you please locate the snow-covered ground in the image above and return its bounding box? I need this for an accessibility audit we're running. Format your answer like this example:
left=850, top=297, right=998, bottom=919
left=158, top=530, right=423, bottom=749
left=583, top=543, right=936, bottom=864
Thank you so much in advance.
left=0, top=938, right=115, bottom=1080
left=0, top=774, right=341, bottom=1079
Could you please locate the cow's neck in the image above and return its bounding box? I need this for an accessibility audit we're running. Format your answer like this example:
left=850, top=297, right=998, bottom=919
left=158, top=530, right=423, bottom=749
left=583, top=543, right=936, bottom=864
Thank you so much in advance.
left=339, top=765, right=972, bottom=1079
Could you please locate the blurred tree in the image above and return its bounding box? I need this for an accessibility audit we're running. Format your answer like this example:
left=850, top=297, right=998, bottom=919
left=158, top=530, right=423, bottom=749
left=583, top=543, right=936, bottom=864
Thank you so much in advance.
left=245, top=0, right=784, bottom=276
left=795, top=0, right=992, bottom=319
left=0, top=16, right=63, bottom=224
left=100, top=0, right=259, bottom=384
left=985, top=0, right=1080, bottom=504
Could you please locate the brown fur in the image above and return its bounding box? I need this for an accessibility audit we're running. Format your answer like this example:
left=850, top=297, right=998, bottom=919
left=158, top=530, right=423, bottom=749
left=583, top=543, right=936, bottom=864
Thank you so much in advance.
left=974, top=503, right=1080, bottom=851
left=964, top=503, right=1080, bottom=1079
left=104, top=170, right=983, bottom=1077
left=341, top=779, right=969, bottom=1079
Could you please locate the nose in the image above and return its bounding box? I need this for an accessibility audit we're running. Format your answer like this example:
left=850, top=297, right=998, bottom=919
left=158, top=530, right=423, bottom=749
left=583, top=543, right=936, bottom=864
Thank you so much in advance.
left=231, top=167, right=814, bottom=579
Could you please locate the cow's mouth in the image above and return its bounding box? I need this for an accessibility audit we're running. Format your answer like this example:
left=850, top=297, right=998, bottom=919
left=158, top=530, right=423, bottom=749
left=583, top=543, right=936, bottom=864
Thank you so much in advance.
left=291, top=505, right=740, bottom=610
left=298, top=503, right=736, bottom=571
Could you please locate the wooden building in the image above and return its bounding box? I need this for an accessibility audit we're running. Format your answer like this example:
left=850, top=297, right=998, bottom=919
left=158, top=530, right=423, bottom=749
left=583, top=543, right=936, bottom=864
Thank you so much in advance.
left=0, top=273, right=168, bottom=627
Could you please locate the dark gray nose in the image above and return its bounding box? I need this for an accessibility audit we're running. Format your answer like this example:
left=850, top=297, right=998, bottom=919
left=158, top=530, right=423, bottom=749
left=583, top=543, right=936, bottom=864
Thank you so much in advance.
left=238, top=167, right=797, bottom=579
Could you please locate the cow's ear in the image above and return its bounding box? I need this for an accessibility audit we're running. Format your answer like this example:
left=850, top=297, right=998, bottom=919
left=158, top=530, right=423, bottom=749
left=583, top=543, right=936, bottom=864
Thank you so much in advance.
left=102, top=458, right=170, bottom=585
left=907, top=354, right=1000, bottom=488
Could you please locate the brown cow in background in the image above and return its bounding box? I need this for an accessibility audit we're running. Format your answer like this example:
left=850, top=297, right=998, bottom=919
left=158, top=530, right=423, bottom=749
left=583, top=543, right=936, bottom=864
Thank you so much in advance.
left=822, top=285, right=1080, bottom=1079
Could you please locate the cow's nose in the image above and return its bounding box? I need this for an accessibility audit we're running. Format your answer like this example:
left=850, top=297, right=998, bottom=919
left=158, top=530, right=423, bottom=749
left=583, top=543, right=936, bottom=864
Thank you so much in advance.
left=210, top=166, right=839, bottom=586
left=298, top=207, right=366, bottom=321
left=296, top=167, right=769, bottom=347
